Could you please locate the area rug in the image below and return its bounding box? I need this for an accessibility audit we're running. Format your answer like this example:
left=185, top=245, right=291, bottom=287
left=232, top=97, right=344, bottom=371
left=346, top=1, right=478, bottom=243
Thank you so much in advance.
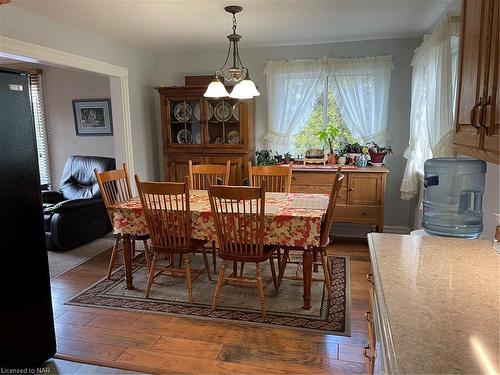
left=48, top=234, right=115, bottom=279
left=67, top=254, right=350, bottom=335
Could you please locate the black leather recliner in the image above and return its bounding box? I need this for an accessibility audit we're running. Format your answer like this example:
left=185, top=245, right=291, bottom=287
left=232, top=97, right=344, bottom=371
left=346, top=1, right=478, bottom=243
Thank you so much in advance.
left=43, top=155, right=116, bottom=252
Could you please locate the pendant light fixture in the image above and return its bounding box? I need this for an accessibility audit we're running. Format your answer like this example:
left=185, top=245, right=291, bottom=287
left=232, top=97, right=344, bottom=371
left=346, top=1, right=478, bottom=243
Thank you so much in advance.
left=204, top=5, right=260, bottom=99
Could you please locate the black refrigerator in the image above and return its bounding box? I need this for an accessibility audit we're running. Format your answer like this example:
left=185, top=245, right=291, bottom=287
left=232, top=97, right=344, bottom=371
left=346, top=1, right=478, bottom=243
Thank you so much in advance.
left=0, top=69, right=56, bottom=366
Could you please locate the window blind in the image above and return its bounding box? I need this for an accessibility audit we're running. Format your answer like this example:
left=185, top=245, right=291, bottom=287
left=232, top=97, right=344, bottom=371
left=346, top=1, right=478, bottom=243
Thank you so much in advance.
left=29, top=74, right=51, bottom=186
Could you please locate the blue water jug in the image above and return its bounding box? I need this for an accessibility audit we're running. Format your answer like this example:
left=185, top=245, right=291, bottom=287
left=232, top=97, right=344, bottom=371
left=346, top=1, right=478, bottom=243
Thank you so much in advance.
left=422, top=158, right=487, bottom=239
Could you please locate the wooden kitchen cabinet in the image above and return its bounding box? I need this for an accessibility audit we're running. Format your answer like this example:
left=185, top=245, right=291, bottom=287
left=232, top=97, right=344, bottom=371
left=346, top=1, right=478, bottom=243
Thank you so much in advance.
left=291, top=166, right=388, bottom=232
left=157, top=83, right=255, bottom=184
left=454, top=0, right=500, bottom=164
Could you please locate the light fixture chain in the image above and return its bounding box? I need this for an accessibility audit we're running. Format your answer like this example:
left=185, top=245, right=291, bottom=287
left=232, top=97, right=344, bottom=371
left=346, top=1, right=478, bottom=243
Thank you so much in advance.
left=232, top=12, right=237, bottom=34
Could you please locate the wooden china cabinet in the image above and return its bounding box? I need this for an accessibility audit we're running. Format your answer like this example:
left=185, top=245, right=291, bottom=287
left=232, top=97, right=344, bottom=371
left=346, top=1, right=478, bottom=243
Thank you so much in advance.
left=454, top=0, right=499, bottom=164
left=157, top=83, right=255, bottom=184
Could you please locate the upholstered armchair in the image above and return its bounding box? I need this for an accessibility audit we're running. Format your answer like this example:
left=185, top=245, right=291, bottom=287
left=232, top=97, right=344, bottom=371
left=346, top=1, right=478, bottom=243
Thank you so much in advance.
left=43, top=155, right=115, bottom=252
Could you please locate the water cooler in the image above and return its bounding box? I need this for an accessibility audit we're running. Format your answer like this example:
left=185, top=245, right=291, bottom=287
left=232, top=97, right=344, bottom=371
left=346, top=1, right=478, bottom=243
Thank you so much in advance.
left=421, top=158, right=487, bottom=239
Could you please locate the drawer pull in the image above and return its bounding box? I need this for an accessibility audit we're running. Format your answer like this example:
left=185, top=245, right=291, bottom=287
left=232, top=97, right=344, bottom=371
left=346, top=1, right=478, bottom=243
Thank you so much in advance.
left=348, top=187, right=354, bottom=192
left=362, top=210, right=368, bottom=216
left=364, top=311, right=372, bottom=322
left=366, top=273, right=373, bottom=283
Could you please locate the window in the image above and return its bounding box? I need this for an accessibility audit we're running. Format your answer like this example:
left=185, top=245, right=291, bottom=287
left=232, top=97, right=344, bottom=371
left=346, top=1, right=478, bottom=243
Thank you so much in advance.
left=29, top=74, right=51, bottom=186
left=292, top=89, right=358, bottom=155
left=264, top=56, right=393, bottom=154
left=400, top=16, right=460, bottom=199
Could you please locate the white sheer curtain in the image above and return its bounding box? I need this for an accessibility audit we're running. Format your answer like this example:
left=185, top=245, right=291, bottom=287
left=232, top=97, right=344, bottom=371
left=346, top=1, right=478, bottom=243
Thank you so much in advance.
left=263, top=59, right=325, bottom=153
left=400, top=15, right=460, bottom=200
left=328, top=56, right=393, bottom=143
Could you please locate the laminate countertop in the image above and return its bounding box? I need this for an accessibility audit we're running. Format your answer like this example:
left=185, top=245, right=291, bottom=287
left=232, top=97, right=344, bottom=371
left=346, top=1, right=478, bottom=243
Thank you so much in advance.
left=367, top=233, right=499, bottom=374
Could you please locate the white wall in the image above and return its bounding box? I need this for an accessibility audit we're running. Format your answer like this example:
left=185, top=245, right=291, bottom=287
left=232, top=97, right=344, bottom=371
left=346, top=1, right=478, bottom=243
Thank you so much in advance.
left=41, top=66, right=114, bottom=188
left=154, top=38, right=421, bottom=230
left=0, top=4, right=159, bottom=180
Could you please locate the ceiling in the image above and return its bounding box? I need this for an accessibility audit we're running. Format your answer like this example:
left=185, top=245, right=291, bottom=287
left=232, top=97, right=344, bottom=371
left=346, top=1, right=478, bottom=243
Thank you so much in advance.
left=12, top=0, right=453, bottom=53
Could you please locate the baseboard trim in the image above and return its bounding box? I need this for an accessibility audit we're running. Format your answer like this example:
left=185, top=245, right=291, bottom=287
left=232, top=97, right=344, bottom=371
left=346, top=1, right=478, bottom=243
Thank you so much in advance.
left=332, top=223, right=410, bottom=238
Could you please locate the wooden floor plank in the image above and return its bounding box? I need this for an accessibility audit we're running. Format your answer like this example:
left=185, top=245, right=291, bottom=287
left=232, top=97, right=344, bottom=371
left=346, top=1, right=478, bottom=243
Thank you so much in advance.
left=55, top=322, right=161, bottom=350
left=56, top=337, right=127, bottom=362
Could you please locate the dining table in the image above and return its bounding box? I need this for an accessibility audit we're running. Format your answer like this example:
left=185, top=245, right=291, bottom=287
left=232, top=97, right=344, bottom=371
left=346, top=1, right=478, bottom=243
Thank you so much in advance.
left=108, top=190, right=330, bottom=309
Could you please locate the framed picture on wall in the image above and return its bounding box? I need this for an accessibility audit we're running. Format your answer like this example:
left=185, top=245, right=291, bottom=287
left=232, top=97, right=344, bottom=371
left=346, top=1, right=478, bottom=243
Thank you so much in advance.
left=73, top=98, right=113, bottom=136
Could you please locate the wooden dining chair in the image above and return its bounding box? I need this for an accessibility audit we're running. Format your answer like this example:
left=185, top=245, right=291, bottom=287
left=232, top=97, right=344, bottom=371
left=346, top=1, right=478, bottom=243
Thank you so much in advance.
left=276, top=168, right=344, bottom=302
left=188, top=160, right=231, bottom=190
left=135, top=176, right=211, bottom=301
left=208, top=184, right=278, bottom=318
left=94, top=163, right=150, bottom=279
left=188, top=159, right=231, bottom=273
left=247, top=162, right=293, bottom=193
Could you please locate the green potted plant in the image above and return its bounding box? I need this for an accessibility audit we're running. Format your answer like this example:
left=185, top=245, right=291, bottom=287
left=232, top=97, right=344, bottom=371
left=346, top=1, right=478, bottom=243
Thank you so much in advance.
left=341, top=142, right=362, bottom=165
left=317, top=124, right=340, bottom=164
left=255, top=149, right=277, bottom=166
left=367, top=142, right=392, bottom=166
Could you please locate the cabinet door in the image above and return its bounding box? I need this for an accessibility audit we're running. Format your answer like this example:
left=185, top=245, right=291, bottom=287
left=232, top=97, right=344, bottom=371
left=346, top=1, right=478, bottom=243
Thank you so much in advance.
left=483, top=0, right=500, bottom=159
left=454, top=0, right=488, bottom=148
left=347, top=173, right=381, bottom=205
left=204, top=155, right=243, bottom=185
left=166, top=154, right=204, bottom=182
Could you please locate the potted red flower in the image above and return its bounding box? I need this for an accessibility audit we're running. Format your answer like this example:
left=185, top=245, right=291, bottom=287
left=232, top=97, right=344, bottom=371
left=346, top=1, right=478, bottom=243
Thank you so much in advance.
left=367, top=142, right=392, bottom=166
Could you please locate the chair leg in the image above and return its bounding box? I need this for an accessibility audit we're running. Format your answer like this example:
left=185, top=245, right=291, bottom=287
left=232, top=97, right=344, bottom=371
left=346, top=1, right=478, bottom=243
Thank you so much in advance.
left=184, top=255, right=193, bottom=303
left=233, top=260, right=238, bottom=276
left=269, top=257, right=277, bottom=290
left=143, top=240, right=151, bottom=269
left=178, top=254, right=183, bottom=268
left=240, top=261, right=245, bottom=277
left=256, top=263, right=267, bottom=318
left=211, top=240, right=217, bottom=274
left=107, top=237, right=120, bottom=279
left=212, top=260, right=226, bottom=312
left=322, top=251, right=334, bottom=301
left=145, top=251, right=159, bottom=298
left=201, top=248, right=212, bottom=281
left=131, top=239, right=136, bottom=258
left=275, top=249, right=289, bottom=294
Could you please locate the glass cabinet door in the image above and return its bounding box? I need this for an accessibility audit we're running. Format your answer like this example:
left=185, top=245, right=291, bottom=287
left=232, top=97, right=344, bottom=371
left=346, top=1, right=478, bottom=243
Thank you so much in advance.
left=206, top=98, right=241, bottom=146
left=169, top=99, right=202, bottom=145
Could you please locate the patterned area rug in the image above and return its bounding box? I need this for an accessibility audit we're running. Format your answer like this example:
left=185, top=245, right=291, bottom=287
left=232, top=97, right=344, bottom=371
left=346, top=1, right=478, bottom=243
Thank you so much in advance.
left=67, top=255, right=350, bottom=335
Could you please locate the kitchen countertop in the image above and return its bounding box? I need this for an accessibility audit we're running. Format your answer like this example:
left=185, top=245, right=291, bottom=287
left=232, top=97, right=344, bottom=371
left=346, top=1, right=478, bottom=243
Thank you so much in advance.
left=368, top=233, right=499, bottom=374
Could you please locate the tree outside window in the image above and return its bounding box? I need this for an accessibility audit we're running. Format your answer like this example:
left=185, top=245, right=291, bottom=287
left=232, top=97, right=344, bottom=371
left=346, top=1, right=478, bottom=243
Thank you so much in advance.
left=292, top=92, right=357, bottom=156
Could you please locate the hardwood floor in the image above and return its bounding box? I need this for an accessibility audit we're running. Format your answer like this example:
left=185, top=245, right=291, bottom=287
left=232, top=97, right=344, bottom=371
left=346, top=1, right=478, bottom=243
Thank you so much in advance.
left=50, top=237, right=371, bottom=374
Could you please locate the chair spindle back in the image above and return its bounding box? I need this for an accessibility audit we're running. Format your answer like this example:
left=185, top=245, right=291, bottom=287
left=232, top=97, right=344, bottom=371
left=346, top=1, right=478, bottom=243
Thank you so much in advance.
left=188, top=160, right=231, bottom=190
left=94, top=163, right=133, bottom=221
left=248, top=162, right=293, bottom=192
left=135, top=175, right=192, bottom=251
left=208, top=184, right=266, bottom=258
left=320, top=168, right=344, bottom=247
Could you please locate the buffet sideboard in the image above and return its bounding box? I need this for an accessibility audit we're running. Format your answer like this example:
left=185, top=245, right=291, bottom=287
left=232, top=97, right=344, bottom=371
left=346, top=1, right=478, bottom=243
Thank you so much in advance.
left=291, top=165, right=388, bottom=232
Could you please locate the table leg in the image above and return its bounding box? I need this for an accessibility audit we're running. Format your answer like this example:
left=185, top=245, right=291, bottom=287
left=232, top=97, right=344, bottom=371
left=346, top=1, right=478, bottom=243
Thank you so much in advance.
left=122, top=234, right=133, bottom=290
left=302, top=249, right=313, bottom=310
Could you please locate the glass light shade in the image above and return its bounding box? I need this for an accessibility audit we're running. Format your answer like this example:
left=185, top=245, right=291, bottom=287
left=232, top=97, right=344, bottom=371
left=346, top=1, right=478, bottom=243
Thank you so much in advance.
left=204, top=78, right=229, bottom=98
left=229, top=78, right=260, bottom=99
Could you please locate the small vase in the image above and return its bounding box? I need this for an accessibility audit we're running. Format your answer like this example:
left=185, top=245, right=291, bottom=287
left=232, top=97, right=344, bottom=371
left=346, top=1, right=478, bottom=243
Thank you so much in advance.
left=338, top=156, right=346, bottom=165
left=327, top=154, right=336, bottom=164
left=356, top=154, right=369, bottom=168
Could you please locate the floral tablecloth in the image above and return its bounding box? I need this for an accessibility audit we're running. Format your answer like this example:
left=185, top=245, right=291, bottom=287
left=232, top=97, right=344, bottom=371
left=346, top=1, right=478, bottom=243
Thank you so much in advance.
left=110, top=191, right=329, bottom=247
